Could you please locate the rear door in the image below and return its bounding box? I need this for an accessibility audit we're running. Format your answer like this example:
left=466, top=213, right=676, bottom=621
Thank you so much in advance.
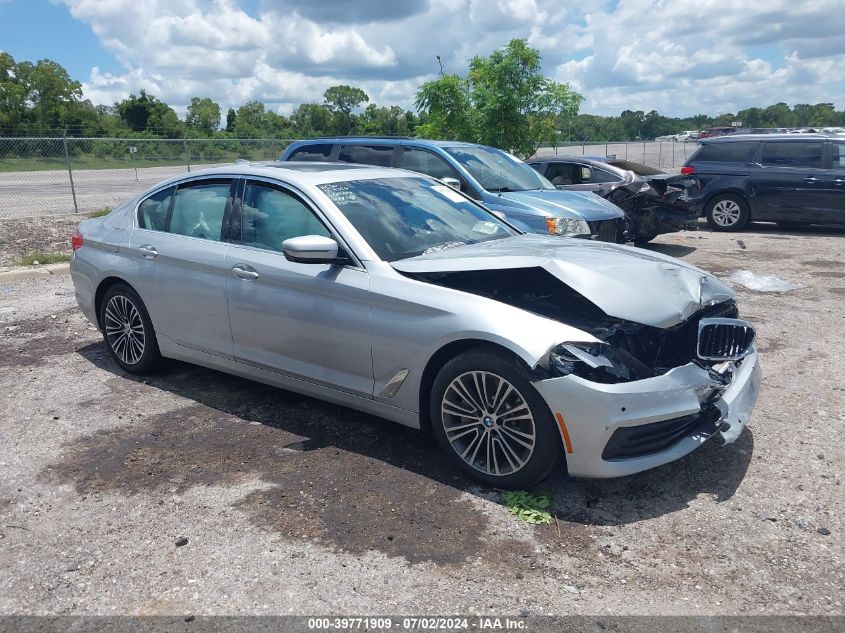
left=749, top=140, right=827, bottom=221
left=128, top=177, right=235, bottom=357
left=225, top=178, right=373, bottom=397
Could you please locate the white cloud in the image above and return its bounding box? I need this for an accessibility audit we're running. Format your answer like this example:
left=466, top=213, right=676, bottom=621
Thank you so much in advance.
left=55, top=0, right=845, bottom=117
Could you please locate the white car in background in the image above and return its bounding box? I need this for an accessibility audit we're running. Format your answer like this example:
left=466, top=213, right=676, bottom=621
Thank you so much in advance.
left=674, top=131, right=699, bottom=142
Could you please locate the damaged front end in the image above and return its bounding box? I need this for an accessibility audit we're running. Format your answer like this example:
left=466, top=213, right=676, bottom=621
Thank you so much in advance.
left=398, top=254, right=759, bottom=474
left=608, top=175, right=700, bottom=243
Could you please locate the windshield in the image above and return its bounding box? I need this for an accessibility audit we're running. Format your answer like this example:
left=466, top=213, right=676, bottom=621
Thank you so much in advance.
left=318, top=177, right=517, bottom=262
left=445, top=145, right=555, bottom=192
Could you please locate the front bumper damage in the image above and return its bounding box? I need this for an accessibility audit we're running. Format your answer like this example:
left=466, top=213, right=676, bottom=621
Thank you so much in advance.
left=533, top=345, right=761, bottom=478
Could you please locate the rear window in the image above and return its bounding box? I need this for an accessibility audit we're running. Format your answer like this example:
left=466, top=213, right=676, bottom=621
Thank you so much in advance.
left=338, top=144, right=394, bottom=167
left=693, top=142, right=758, bottom=163
left=761, top=142, right=823, bottom=168
left=288, top=144, right=332, bottom=161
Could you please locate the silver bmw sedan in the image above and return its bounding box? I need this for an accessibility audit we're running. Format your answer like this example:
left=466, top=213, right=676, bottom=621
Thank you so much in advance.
left=70, top=162, right=761, bottom=488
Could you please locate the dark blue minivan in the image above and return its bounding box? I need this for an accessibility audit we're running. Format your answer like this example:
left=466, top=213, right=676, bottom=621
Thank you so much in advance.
left=280, top=138, right=626, bottom=242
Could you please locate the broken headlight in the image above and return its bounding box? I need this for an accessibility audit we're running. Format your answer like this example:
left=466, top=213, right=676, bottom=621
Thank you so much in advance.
left=549, top=342, right=652, bottom=383
left=545, top=217, right=591, bottom=237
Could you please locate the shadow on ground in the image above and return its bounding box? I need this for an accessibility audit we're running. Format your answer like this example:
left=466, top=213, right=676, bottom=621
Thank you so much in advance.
left=41, top=342, right=753, bottom=566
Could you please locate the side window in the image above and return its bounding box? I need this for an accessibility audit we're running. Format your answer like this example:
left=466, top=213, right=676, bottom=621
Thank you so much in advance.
left=169, top=180, right=231, bottom=241
left=694, top=142, right=758, bottom=163
left=544, top=162, right=579, bottom=185
left=590, top=167, right=623, bottom=183
left=137, top=186, right=174, bottom=230
left=288, top=144, right=333, bottom=161
left=399, top=148, right=458, bottom=180
left=833, top=143, right=845, bottom=169
left=761, top=142, right=823, bottom=168
left=338, top=144, right=394, bottom=167
left=240, top=182, right=330, bottom=252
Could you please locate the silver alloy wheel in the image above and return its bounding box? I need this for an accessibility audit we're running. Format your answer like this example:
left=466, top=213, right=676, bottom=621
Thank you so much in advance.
left=441, top=371, right=536, bottom=476
left=104, top=295, right=145, bottom=365
left=711, top=199, right=742, bottom=227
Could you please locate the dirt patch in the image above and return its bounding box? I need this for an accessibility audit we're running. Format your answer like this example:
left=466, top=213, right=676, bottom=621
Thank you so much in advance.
left=41, top=395, right=527, bottom=567
left=801, top=260, right=844, bottom=268
left=0, top=311, right=81, bottom=367
left=828, top=288, right=845, bottom=297
left=0, top=215, right=80, bottom=266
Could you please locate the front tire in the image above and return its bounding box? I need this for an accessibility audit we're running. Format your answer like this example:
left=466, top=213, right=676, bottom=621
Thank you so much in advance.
left=429, top=349, right=564, bottom=489
left=705, top=194, right=750, bottom=231
left=99, top=283, right=162, bottom=375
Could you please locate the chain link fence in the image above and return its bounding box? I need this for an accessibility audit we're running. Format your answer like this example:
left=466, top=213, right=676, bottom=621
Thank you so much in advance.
left=0, top=137, right=293, bottom=218
left=0, top=137, right=699, bottom=219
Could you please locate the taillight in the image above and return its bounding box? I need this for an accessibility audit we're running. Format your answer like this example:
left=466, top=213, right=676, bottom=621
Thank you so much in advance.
left=71, top=229, right=84, bottom=251
left=681, top=166, right=695, bottom=175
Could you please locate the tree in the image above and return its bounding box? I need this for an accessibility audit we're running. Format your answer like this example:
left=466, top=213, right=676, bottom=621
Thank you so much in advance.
left=468, top=39, right=582, bottom=157
left=323, top=85, right=369, bottom=134
left=116, top=90, right=182, bottom=136
left=290, top=103, right=335, bottom=137
left=225, top=107, right=236, bottom=132
left=414, top=74, right=474, bottom=141
left=0, top=53, right=90, bottom=133
left=414, top=39, right=582, bottom=157
left=186, top=97, right=221, bottom=135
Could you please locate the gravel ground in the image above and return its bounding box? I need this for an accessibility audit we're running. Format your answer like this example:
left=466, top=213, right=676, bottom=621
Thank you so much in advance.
left=0, top=223, right=842, bottom=616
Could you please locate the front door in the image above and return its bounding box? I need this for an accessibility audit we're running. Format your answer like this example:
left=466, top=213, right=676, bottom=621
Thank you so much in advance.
left=225, top=179, right=373, bottom=397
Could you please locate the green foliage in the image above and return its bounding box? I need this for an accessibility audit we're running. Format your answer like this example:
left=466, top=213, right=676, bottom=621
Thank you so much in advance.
left=415, top=40, right=582, bottom=158
left=503, top=490, right=553, bottom=525
left=88, top=207, right=112, bottom=218
left=323, top=85, right=369, bottom=134
left=10, top=251, right=71, bottom=266
left=186, top=97, right=221, bottom=135
left=414, top=74, right=474, bottom=141
left=116, top=90, right=182, bottom=136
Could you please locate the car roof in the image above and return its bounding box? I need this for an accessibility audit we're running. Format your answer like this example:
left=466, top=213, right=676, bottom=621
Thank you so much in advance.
left=153, top=161, right=423, bottom=187
left=703, top=133, right=834, bottom=143
left=290, top=137, right=486, bottom=149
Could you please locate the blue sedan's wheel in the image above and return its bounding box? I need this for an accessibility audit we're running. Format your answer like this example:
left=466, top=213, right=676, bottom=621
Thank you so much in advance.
left=430, top=348, right=564, bottom=488
left=99, top=283, right=162, bottom=375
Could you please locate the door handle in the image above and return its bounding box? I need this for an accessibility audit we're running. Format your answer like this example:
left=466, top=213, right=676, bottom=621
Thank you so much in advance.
left=137, top=244, right=157, bottom=259
left=231, top=264, right=259, bottom=280
left=804, top=176, right=819, bottom=182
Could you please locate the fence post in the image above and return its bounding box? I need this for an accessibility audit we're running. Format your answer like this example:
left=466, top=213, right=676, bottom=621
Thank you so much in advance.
left=658, top=141, right=662, bottom=169
left=672, top=141, right=675, bottom=168
left=63, top=129, right=79, bottom=214
left=184, top=135, right=191, bottom=172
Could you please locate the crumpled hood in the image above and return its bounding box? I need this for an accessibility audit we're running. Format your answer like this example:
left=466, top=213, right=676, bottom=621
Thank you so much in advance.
left=496, top=189, right=624, bottom=221
left=392, top=234, right=734, bottom=328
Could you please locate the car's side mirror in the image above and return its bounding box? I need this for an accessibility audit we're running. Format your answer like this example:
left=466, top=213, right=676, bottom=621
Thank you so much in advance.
left=282, top=235, right=345, bottom=265
left=440, top=177, right=461, bottom=190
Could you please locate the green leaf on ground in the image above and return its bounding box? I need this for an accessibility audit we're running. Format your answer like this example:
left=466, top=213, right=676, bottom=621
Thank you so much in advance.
left=503, top=490, right=553, bottom=525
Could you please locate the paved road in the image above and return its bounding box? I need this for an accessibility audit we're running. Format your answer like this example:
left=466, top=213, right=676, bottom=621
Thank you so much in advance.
left=0, top=163, right=225, bottom=218
left=0, top=227, right=841, bottom=615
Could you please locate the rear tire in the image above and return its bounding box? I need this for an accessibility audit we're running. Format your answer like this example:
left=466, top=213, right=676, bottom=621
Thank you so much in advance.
left=429, top=348, right=564, bottom=489
left=705, top=194, right=750, bottom=231
left=99, top=283, right=162, bottom=375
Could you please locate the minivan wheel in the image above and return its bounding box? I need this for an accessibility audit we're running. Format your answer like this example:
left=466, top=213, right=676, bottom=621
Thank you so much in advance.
left=430, top=349, right=563, bottom=489
left=99, top=283, right=162, bottom=374
left=706, top=194, right=750, bottom=231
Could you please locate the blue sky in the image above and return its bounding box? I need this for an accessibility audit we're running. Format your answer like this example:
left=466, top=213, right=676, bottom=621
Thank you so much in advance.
left=1, top=0, right=842, bottom=117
